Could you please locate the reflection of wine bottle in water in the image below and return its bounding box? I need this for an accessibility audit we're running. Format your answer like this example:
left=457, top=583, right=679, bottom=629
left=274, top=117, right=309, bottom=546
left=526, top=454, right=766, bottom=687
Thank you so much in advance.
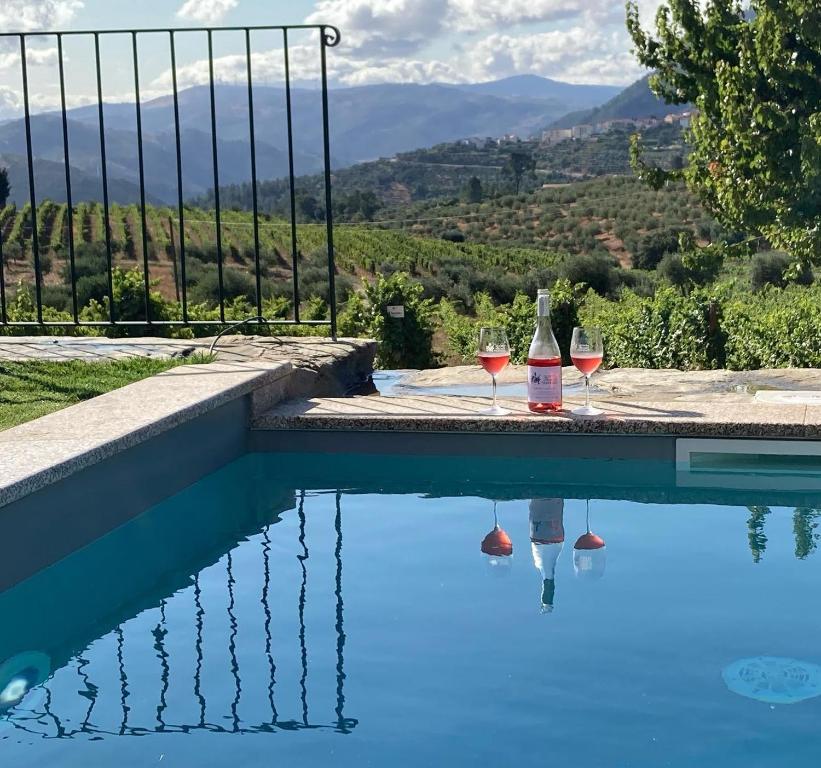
left=529, top=498, right=564, bottom=613
left=527, top=289, right=562, bottom=413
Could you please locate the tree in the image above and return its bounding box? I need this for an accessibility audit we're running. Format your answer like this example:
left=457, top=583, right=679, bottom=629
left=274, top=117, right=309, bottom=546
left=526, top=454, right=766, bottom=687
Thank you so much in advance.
left=466, top=175, right=483, bottom=203
left=0, top=167, right=9, bottom=208
left=633, top=228, right=686, bottom=269
left=503, top=150, right=535, bottom=194
left=626, top=0, right=821, bottom=266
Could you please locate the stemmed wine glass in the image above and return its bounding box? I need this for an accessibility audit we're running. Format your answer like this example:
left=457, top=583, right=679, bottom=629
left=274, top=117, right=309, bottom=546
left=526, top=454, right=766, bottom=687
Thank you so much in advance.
left=477, top=327, right=510, bottom=416
left=570, top=326, right=604, bottom=416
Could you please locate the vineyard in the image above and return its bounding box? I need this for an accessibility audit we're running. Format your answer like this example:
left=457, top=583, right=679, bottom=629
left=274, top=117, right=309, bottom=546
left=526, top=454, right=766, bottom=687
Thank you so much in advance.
left=0, top=200, right=567, bottom=326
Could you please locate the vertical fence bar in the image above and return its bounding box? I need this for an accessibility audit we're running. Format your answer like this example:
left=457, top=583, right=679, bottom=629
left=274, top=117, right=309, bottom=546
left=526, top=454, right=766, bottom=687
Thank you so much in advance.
left=132, top=32, right=152, bottom=324
left=319, top=28, right=338, bottom=339
left=169, top=32, right=188, bottom=323
left=94, top=32, right=115, bottom=322
left=283, top=29, right=300, bottom=323
left=0, top=220, right=6, bottom=324
left=57, top=34, right=78, bottom=323
left=245, top=29, right=263, bottom=318
left=207, top=30, right=225, bottom=323
left=20, top=36, right=43, bottom=323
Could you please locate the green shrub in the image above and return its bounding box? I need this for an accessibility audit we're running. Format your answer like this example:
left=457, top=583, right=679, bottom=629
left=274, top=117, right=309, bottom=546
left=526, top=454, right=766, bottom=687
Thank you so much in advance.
left=346, top=272, right=437, bottom=369
left=558, top=253, right=619, bottom=296
left=723, top=286, right=821, bottom=368
left=579, top=287, right=723, bottom=369
left=750, top=251, right=813, bottom=292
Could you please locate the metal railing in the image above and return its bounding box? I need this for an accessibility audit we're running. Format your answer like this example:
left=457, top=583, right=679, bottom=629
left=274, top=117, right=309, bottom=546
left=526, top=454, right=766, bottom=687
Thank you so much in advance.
left=0, top=24, right=341, bottom=337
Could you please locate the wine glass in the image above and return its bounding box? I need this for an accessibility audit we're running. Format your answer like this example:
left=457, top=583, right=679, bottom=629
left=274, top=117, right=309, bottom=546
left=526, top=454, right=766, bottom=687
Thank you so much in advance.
left=477, top=327, right=510, bottom=416
left=570, top=326, right=604, bottom=416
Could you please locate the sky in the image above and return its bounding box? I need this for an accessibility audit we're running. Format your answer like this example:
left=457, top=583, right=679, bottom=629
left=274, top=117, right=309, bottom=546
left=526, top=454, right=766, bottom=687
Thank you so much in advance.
left=0, top=0, right=665, bottom=118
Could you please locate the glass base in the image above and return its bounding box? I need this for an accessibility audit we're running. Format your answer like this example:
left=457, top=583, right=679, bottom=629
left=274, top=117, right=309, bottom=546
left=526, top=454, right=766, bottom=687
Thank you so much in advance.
left=480, top=404, right=510, bottom=416
left=571, top=405, right=604, bottom=417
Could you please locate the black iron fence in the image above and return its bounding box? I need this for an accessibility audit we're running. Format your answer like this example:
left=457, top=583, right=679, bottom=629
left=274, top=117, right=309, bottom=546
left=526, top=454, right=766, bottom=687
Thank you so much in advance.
left=0, top=24, right=341, bottom=337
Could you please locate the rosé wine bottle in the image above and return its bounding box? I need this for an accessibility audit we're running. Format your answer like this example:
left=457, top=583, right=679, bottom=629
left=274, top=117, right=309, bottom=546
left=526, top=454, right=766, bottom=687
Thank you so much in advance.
left=527, top=289, right=562, bottom=413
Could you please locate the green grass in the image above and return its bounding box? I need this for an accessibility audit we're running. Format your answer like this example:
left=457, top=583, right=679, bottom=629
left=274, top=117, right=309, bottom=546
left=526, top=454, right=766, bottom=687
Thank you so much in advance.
left=0, top=354, right=213, bottom=431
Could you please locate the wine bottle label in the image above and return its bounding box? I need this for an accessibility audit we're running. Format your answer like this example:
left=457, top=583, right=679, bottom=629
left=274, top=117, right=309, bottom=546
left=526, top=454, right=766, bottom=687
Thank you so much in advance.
left=527, top=364, right=561, bottom=402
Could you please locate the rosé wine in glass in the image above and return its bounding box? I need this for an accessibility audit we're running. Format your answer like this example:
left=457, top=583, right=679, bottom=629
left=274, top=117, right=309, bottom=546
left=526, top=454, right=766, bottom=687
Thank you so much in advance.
left=570, top=351, right=603, bottom=377
left=477, top=328, right=511, bottom=416
left=478, top=351, right=511, bottom=376
left=570, top=327, right=604, bottom=417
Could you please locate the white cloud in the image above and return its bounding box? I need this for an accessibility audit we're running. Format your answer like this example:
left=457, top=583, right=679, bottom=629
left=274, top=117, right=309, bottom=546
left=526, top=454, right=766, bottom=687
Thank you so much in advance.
left=467, top=28, right=643, bottom=85
left=447, top=0, right=610, bottom=31
left=306, top=0, right=449, bottom=58
left=176, top=0, right=239, bottom=24
left=0, top=0, right=83, bottom=31
left=0, top=47, right=59, bottom=72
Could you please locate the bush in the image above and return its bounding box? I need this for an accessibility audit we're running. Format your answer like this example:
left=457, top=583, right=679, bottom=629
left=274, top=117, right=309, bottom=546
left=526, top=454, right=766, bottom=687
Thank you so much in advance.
left=579, top=287, right=724, bottom=370
left=349, top=272, right=437, bottom=369
left=633, top=229, right=684, bottom=270
left=723, top=285, right=821, bottom=368
left=750, top=251, right=813, bottom=292
left=558, top=253, right=620, bottom=296
left=441, top=229, right=465, bottom=243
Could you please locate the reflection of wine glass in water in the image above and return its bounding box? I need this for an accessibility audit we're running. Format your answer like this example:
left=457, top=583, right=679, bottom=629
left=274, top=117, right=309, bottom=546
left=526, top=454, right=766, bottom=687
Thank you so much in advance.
left=477, top=327, right=511, bottom=416
left=481, top=500, right=513, bottom=574
left=529, top=498, right=564, bottom=613
left=573, top=499, right=606, bottom=581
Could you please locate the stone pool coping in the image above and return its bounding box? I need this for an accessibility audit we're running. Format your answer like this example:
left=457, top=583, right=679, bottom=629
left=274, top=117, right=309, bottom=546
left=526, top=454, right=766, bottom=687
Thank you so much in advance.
left=253, top=392, right=821, bottom=439
left=0, top=337, right=377, bottom=509
left=0, top=361, right=291, bottom=509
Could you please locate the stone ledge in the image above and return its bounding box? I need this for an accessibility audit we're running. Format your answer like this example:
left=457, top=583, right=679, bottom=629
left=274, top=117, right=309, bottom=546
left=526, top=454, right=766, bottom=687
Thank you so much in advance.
left=0, top=361, right=291, bottom=509
left=253, top=393, right=821, bottom=440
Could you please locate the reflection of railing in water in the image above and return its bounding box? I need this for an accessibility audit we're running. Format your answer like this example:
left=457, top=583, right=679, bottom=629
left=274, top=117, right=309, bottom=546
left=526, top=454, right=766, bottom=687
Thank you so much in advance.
left=3, top=489, right=356, bottom=738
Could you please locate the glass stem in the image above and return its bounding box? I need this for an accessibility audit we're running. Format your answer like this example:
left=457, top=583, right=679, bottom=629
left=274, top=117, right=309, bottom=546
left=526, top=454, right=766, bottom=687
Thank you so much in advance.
left=585, top=375, right=591, bottom=407
left=492, top=375, right=497, bottom=408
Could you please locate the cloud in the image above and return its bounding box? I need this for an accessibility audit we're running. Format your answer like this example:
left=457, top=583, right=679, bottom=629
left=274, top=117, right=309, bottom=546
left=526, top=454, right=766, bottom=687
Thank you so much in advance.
left=467, top=28, right=643, bottom=85
left=306, top=0, right=449, bottom=58
left=0, top=0, right=83, bottom=31
left=0, top=47, right=59, bottom=72
left=447, top=0, right=611, bottom=31
left=176, top=0, right=239, bottom=24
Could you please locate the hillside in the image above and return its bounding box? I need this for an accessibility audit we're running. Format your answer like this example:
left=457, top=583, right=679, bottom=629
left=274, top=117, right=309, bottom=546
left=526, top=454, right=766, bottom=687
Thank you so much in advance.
left=203, top=122, right=687, bottom=216
left=0, top=200, right=566, bottom=320
left=377, top=175, right=715, bottom=267
left=0, top=76, right=619, bottom=207
left=550, top=75, right=690, bottom=129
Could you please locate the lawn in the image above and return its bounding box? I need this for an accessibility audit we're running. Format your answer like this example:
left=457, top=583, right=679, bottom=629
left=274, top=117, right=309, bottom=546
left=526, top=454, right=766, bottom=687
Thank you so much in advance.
left=0, top=355, right=213, bottom=431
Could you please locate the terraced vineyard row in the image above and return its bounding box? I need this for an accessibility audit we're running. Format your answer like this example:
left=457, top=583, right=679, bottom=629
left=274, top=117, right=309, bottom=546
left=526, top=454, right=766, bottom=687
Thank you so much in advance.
left=0, top=201, right=566, bottom=324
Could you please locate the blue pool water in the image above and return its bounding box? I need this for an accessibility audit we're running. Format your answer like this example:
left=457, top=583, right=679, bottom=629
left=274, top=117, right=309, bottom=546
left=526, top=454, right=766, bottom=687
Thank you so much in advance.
left=3, top=452, right=821, bottom=766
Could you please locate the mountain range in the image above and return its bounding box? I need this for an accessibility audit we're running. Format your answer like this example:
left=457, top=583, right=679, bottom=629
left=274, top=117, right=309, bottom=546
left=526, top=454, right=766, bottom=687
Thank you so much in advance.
left=549, top=75, right=688, bottom=129
left=0, top=75, right=625, bottom=206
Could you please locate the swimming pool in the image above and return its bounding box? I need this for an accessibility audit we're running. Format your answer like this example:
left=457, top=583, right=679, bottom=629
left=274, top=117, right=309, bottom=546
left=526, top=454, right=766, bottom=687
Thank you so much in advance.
left=2, top=451, right=821, bottom=766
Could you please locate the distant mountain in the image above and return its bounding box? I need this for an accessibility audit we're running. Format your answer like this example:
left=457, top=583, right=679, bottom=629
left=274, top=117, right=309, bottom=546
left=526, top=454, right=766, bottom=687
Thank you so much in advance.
left=0, top=152, right=163, bottom=207
left=447, top=75, right=620, bottom=107
left=549, top=75, right=690, bottom=129
left=0, top=76, right=619, bottom=205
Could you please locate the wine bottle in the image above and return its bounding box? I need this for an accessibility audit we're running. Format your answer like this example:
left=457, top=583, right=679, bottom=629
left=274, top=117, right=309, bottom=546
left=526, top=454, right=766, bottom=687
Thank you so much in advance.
left=527, top=289, right=562, bottom=413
